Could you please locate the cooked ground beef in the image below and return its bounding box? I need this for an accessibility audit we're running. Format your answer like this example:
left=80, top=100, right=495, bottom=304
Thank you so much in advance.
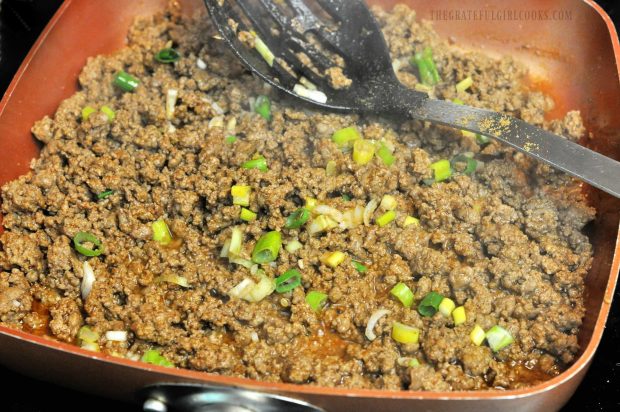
left=0, top=4, right=595, bottom=391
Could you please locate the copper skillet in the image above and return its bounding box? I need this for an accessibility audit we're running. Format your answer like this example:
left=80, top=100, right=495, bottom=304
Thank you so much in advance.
left=0, top=0, right=618, bottom=411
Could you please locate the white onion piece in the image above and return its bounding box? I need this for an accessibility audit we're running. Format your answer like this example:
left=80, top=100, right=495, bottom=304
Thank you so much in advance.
left=81, top=261, right=95, bottom=300
left=81, top=342, right=100, bottom=352
left=208, top=115, right=224, bottom=128
left=157, top=274, right=189, bottom=288
left=229, top=278, right=255, bottom=299
left=293, top=84, right=328, bottom=103
left=220, top=239, right=231, bottom=258
left=105, top=330, right=128, bottom=342
left=363, top=198, right=379, bottom=226
left=165, top=89, right=178, bottom=120
left=365, top=309, right=391, bottom=341
left=314, top=205, right=343, bottom=222
left=245, top=275, right=275, bottom=302
left=196, top=58, right=207, bottom=70
left=353, top=205, right=365, bottom=226
left=250, top=331, right=259, bottom=342
left=299, top=76, right=317, bottom=90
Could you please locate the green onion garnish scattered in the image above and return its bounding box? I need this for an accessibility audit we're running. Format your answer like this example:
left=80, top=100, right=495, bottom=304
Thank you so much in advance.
left=452, top=98, right=465, bottom=105
left=438, top=297, right=456, bottom=317
left=411, top=47, right=440, bottom=86
left=352, top=261, right=367, bottom=273
left=429, top=159, right=452, bottom=182
left=285, top=240, right=303, bottom=253
left=470, top=325, right=486, bottom=346
left=390, top=282, right=414, bottom=308
left=73, top=232, right=104, bottom=257
left=231, top=185, right=251, bottom=207
left=418, top=291, right=444, bottom=317
left=152, top=219, right=173, bottom=246
left=403, top=216, right=419, bottom=227
left=409, top=358, right=420, bottom=367
left=485, top=325, right=514, bottom=352
left=451, top=154, right=477, bottom=175
left=476, top=134, right=490, bottom=145
left=81, top=106, right=96, bottom=121
left=242, top=156, right=268, bottom=172
left=97, top=190, right=114, bottom=200
left=456, top=76, right=473, bottom=93
left=380, top=195, right=397, bottom=211
left=376, top=210, right=396, bottom=227
left=321, top=251, right=346, bottom=268
left=240, top=208, right=257, bottom=222
left=228, top=227, right=243, bottom=257
left=252, top=231, right=282, bottom=264
left=341, top=194, right=351, bottom=201
left=452, top=306, right=466, bottom=325
left=352, top=139, right=375, bottom=165
left=376, top=144, right=395, bottom=166
left=391, top=322, right=420, bottom=344
left=225, top=135, right=237, bottom=144
left=331, top=126, right=360, bottom=148
left=306, top=291, right=328, bottom=312
left=141, top=349, right=174, bottom=367
left=253, top=34, right=275, bottom=66
left=100, top=105, right=115, bottom=122
left=155, top=47, right=180, bottom=63
left=275, top=269, right=302, bottom=293
left=285, top=208, right=310, bottom=229
left=113, top=71, right=139, bottom=92
left=254, top=95, right=272, bottom=121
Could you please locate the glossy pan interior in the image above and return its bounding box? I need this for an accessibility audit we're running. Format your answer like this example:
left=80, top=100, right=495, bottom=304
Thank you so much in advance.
left=0, top=0, right=619, bottom=410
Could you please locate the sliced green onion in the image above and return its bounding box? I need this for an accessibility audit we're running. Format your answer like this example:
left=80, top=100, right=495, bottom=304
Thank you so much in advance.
left=252, top=231, right=282, bottom=264
left=275, top=269, right=302, bottom=293
left=306, top=291, right=328, bottom=312
left=242, top=156, right=268, bottom=172
left=341, top=194, right=352, bottom=201
left=390, top=282, right=414, bottom=308
left=285, top=240, right=303, bottom=253
left=305, top=197, right=318, bottom=211
left=352, top=261, right=367, bottom=273
left=307, top=214, right=338, bottom=235
left=165, top=89, right=178, bottom=120
left=155, top=48, right=180, bottom=63
left=352, top=139, right=375, bottom=165
left=247, top=273, right=276, bottom=302
left=380, top=195, right=397, bottom=211
left=97, top=189, right=114, bottom=200
left=78, top=326, right=99, bottom=344
left=452, top=306, right=466, bottom=325
left=451, top=154, right=477, bottom=175
left=156, top=274, right=189, bottom=288
left=429, top=159, right=452, bottom=182
left=452, top=98, right=465, bottom=105
left=409, top=358, right=420, bottom=367
left=325, top=160, right=337, bottom=176
left=229, top=227, right=243, bottom=257
left=231, top=185, right=251, bottom=207
left=456, top=76, right=473, bottom=93
left=438, top=297, right=456, bottom=316
left=476, top=134, right=490, bottom=145
left=411, top=47, right=440, bottom=86
left=81, top=106, right=96, bottom=121
left=254, top=34, right=275, bottom=66
left=391, top=322, right=420, bottom=344
left=73, top=232, right=104, bottom=257
left=113, top=71, right=139, bottom=92
left=321, top=251, right=346, bottom=268
left=81, top=341, right=100, bottom=352
left=225, top=135, right=237, bottom=144
left=403, top=216, right=419, bottom=227
left=376, top=210, right=396, bottom=227
left=331, top=126, right=360, bottom=148
left=152, top=219, right=173, bottom=246
left=485, top=325, right=514, bottom=352
left=376, top=144, right=395, bottom=166
left=285, top=208, right=310, bottom=229
left=230, top=256, right=253, bottom=268
left=240, top=208, right=257, bottom=222
left=418, top=291, right=444, bottom=317
left=254, top=95, right=272, bottom=121
left=470, top=325, right=486, bottom=346
left=100, top=105, right=115, bottom=122
left=141, top=349, right=174, bottom=367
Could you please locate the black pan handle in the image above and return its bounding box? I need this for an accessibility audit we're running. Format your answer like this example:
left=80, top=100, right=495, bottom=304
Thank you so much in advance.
left=138, top=383, right=325, bottom=412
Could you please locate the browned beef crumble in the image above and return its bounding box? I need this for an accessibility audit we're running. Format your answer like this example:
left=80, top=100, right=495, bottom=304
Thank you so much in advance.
left=0, top=4, right=595, bottom=391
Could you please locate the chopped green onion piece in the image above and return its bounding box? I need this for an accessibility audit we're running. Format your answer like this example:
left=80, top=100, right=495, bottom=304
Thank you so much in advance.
left=242, top=156, right=268, bottom=172
left=275, top=269, right=302, bottom=293
left=225, top=135, right=237, bottom=144
left=81, top=106, right=96, bottom=121
left=429, top=159, right=452, bottom=182
left=240, top=208, right=257, bottom=222
left=97, top=190, right=114, bottom=200
left=380, top=195, right=397, bottom=211
left=452, top=98, right=465, bottom=105
left=78, top=326, right=99, bottom=343
left=305, top=197, right=318, bottom=211
left=141, top=349, right=174, bottom=367
left=229, top=227, right=243, bottom=257
left=246, top=272, right=276, bottom=302
left=376, top=210, right=396, bottom=227
left=285, top=240, right=303, bottom=254
left=352, top=261, right=367, bottom=273
left=113, top=71, right=139, bottom=92
left=462, top=130, right=476, bottom=139
left=376, top=144, right=395, bottom=166
left=155, top=48, right=180, bottom=63
left=307, top=214, right=338, bottom=235
left=438, top=297, right=456, bottom=316
left=156, top=274, right=189, bottom=288
left=456, top=76, right=473, bottom=93
left=422, top=178, right=435, bottom=186
left=391, top=322, right=420, bottom=344
left=476, top=134, right=490, bottom=145
left=341, top=194, right=352, bottom=201
left=230, top=256, right=253, bottom=268
left=321, top=251, right=346, bottom=268
left=390, top=282, right=414, bottom=308
left=403, top=216, right=419, bottom=227
left=100, top=105, right=115, bottom=122
left=73, top=232, right=104, bottom=257
left=331, top=126, right=361, bottom=148
left=418, top=291, right=444, bottom=317
left=451, top=154, right=477, bottom=175
left=252, top=231, right=282, bottom=264
left=306, top=291, right=328, bottom=312
left=325, top=160, right=337, bottom=176
left=285, top=208, right=310, bottom=229
left=411, top=47, right=440, bottom=86
left=470, top=325, right=486, bottom=346
left=254, top=95, right=272, bottom=121
left=254, top=34, right=275, bottom=66
left=152, top=219, right=173, bottom=246
left=409, top=358, right=420, bottom=367
left=485, top=325, right=514, bottom=352
left=452, top=306, right=466, bottom=325
left=81, top=341, right=100, bottom=352
left=352, top=139, right=375, bottom=165
left=231, top=185, right=251, bottom=206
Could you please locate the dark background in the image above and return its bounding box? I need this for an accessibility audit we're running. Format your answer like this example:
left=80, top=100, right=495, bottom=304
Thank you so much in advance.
left=1, top=0, right=619, bottom=411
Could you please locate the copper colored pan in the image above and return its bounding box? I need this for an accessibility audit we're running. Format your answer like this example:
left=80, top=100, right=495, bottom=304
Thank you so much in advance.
left=0, top=0, right=619, bottom=411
